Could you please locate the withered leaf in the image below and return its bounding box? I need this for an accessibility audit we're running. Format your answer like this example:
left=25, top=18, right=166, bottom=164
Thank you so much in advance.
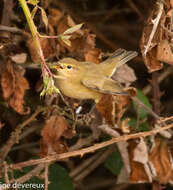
left=149, top=138, right=173, bottom=184
left=57, top=15, right=100, bottom=61
left=10, top=53, right=27, bottom=64
left=157, top=39, right=173, bottom=65
left=96, top=93, right=130, bottom=126
left=129, top=141, right=149, bottom=183
left=27, top=34, right=56, bottom=63
left=48, top=8, right=62, bottom=27
left=1, top=61, right=29, bottom=114
left=96, top=94, right=115, bottom=126
left=112, top=64, right=137, bottom=86
left=40, top=115, right=73, bottom=156
left=84, top=48, right=101, bottom=64
left=140, top=1, right=164, bottom=72
left=141, top=0, right=173, bottom=71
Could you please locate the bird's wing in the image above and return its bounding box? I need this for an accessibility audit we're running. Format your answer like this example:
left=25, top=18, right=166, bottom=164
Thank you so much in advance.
left=100, top=49, right=138, bottom=77
left=82, top=76, right=128, bottom=95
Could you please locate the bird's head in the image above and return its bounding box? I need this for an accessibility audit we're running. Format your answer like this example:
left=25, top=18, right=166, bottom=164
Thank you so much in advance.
left=51, top=58, right=85, bottom=80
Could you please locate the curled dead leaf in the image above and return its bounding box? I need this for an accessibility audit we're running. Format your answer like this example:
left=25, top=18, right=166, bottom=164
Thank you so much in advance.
left=129, top=141, right=149, bottom=183
left=40, top=115, right=73, bottom=156
left=96, top=94, right=115, bottom=126
left=57, top=15, right=99, bottom=61
left=1, top=61, right=29, bottom=114
left=141, top=0, right=173, bottom=71
left=27, top=35, right=56, bottom=63
left=157, top=39, right=173, bottom=65
left=10, top=53, right=27, bottom=64
left=84, top=48, right=101, bottom=64
left=96, top=93, right=130, bottom=126
left=48, top=8, right=62, bottom=27
left=149, top=138, right=173, bottom=184
left=112, top=64, right=137, bottom=86
left=140, top=1, right=164, bottom=72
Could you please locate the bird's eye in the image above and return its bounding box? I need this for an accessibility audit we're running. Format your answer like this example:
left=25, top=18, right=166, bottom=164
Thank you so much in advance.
left=67, top=65, right=72, bottom=69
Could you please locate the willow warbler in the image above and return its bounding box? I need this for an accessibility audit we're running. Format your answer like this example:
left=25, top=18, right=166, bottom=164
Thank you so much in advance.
left=52, top=49, right=138, bottom=103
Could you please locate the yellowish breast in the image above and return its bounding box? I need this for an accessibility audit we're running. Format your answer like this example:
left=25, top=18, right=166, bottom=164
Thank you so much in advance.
left=56, top=79, right=102, bottom=102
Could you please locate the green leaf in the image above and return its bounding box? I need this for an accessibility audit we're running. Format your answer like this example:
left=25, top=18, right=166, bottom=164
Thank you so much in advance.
left=138, top=122, right=150, bottom=132
left=128, top=117, right=137, bottom=129
left=104, top=149, right=123, bottom=176
left=59, top=35, right=71, bottom=46
left=128, top=118, right=150, bottom=132
left=31, top=6, right=38, bottom=19
left=40, top=71, right=60, bottom=96
left=0, top=165, right=44, bottom=190
left=0, top=163, right=73, bottom=190
left=63, top=23, right=83, bottom=35
left=40, top=7, right=48, bottom=29
left=132, top=89, right=152, bottom=119
left=27, top=0, right=39, bottom=6
left=48, top=163, right=74, bottom=190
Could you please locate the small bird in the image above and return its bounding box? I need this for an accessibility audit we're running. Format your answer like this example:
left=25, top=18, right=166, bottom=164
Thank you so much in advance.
left=52, top=49, right=138, bottom=103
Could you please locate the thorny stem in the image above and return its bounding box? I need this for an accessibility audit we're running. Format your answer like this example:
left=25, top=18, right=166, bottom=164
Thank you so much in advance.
left=9, top=121, right=173, bottom=170
left=0, top=107, right=44, bottom=162
left=18, top=0, right=53, bottom=77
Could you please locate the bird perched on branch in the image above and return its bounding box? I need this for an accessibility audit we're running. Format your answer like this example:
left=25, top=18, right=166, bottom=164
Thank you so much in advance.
left=52, top=49, right=138, bottom=103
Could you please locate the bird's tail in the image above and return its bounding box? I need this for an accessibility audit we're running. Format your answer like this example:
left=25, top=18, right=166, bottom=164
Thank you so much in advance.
left=101, top=49, right=138, bottom=77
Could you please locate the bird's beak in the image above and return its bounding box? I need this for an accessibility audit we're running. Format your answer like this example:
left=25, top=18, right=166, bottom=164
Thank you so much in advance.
left=50, top=62, right=63, bottom=70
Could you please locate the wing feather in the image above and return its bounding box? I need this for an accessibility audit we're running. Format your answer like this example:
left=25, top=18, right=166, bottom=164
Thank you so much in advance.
left=82, top=77, right=128, bottom=95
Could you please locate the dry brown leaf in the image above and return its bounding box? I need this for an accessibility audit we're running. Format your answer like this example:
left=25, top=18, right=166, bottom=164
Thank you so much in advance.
left=27, top=35, right=56, bottom=63
left=84, top=48, right=101, bottom=64
left=152, top=181, right=163, bottom=190
left=133, top=138, right=148, bottom=164
left=112, top=64, right=137, bottom=86
left=157, top=39, right=173, bottom=65
left=115, top=95, right=131, bottom=126
left=121, top=118, right=130, bottom=133
left=1, top=61, right=29, bottom=114
left=143, top=48, right=163, bottom=72
left=96, top=93, right=130, bottom=126
left=129, top=141, right=149, bottom=183
left=140, top=1, right=164, bottom=72
left=141, top=0, right=173, bottom=71
left=10, top=53, right=27, bottom=64
left=57, top=15, right=100, bottom=61
left=171, top=0, right=173, bottom=8
left=124, top=87, right=137, bottom=97
left=96, top=94, right=115, bottom=126
left=40, top=115, right=73, bottom=156
left=149, top=138, right=173, bottom=184
left=48, top=8, right=62, bottom=27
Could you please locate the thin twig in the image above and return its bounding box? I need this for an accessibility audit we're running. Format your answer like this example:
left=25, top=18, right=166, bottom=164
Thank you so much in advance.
left=127, top=0, right=144, bottom=21
left=132, top=97, right=161, bottom=121
left=151, top=72, right=162, bottom=116
left=73, top=146, right=115, bottom=182
left=143, top=67, right=173, bottom=95
left=0, top=25, right=23, bottom=34
left=55, top=0, right=119, bottom=50
left=0, top=107, right=44, bottom=162
left=69, top=152, right=100, bottom=178
left=9, top=122, right=173, bottom=170
left=18, top=0, right=53, bottom=77
left=98, top=125, right=130, bottom=174
left=10, top=164, right=44, bottom=184
left=44, top=163, right=49, bottom=190
left=3, top=162, right=9, bottom=184
left=0, top=164, right=44, bottom=190
left=69, top=136, right=95, bottom=151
